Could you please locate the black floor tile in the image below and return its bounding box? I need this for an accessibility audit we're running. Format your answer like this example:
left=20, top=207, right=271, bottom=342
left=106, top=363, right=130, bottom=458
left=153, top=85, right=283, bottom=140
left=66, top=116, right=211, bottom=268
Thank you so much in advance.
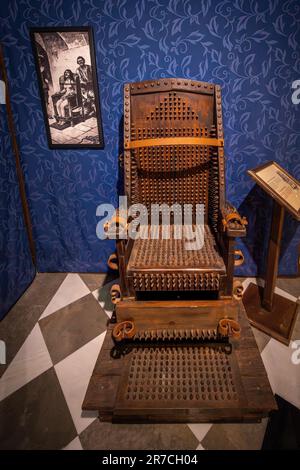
left=79, top=420, right=198, bottom=450
left=201, top=419, right=268, bottom=450
left=0, top=368, right=76, bottom=449
left=262, top=395, right=300, bottom=449
left=39, top=294, right=108, bottom=364
left=0, top=273, right=67, bottom=377
left=79, top=273, right=108, bottom=291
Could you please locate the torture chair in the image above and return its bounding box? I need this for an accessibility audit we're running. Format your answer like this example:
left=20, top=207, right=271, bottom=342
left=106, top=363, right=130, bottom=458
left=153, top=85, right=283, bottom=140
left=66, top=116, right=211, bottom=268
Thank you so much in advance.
left=81, top=79, right=278, bottom=423
left=52, top=73, right=85, bottom=127
left=108, top=78, right=247, bottom=304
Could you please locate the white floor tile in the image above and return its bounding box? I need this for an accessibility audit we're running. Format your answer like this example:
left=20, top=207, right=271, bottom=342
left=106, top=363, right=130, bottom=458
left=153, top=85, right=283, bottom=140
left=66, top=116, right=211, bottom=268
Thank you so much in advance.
left=39, top=274, right=90, bottom=319
left=274, top=286, right=298, bottom=303
left=196, top=443, right=205, bottom=450
left=0, top=324, right=52, bottom=401
left=261, top=338, right=300, bottom=409
left=188, top=423, right=213, bottom=442
left=54, top=332, right=105, bottom=434
left=63, top=436, right=83, bottom=450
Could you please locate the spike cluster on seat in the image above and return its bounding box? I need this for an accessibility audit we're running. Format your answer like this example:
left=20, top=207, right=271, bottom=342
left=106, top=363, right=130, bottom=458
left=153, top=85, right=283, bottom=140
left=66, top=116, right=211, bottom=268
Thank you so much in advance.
left=133, top=328, right=218, bottom=342
left=132, top=271, right=220, bottom=291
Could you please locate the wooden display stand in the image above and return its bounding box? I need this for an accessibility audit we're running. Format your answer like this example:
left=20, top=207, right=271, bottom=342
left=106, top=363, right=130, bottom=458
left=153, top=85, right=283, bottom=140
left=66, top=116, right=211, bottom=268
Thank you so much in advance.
left=244, top=161, right=300, bottom=345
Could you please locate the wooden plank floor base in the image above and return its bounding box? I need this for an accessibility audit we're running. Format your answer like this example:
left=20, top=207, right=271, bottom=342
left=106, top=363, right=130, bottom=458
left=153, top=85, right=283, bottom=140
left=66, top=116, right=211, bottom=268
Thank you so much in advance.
left=82, top=301, right=277, bottom=423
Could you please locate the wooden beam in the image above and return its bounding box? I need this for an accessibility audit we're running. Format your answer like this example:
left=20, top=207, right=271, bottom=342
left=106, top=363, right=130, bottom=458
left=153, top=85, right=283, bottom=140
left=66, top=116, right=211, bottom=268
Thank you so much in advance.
left=0, top=44, right=36, bottom=266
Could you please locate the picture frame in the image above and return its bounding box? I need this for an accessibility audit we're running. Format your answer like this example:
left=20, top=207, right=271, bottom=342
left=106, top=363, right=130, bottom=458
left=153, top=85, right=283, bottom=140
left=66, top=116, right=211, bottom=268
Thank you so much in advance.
left=30, top=26, right=104, bottom=149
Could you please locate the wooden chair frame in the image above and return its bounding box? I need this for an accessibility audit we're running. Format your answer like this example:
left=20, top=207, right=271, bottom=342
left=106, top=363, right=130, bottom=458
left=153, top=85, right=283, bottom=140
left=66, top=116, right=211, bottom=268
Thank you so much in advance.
left=111, top=79, right=247, bottom=300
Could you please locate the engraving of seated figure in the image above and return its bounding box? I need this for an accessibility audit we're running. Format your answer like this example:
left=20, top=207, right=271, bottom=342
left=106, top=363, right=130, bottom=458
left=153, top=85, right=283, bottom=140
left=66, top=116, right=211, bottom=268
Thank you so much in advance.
left=52, top=69, right=76, bottom=122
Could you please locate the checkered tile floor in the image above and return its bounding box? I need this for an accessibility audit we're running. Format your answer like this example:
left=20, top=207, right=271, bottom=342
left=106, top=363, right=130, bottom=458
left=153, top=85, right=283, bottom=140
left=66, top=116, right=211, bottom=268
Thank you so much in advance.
left=0, top=273, right=299, bottom=450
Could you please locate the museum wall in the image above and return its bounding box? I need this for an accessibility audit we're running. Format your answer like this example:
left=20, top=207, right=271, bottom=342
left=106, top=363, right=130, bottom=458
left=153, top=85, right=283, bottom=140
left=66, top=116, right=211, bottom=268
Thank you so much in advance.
left=0, top=0, right=299, bottom=276
left=0, top=102, right=36, bottom=319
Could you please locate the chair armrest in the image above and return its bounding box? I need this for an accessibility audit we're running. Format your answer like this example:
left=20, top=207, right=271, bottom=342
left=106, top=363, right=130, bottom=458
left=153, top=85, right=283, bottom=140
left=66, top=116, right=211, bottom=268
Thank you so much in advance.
left=220, top=203, right=247, bottom=238
left=104, top=210, right=128, bottom=239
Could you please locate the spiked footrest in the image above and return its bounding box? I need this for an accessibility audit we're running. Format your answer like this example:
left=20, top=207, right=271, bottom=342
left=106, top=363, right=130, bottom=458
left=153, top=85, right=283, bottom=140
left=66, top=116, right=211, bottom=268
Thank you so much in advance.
left=82, top=300, right=277, bottom=423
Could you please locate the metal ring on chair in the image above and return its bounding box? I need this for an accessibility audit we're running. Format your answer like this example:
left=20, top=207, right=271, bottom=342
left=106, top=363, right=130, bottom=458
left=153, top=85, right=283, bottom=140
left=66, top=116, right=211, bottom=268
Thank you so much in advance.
left=234, top=249, right=245, bottom=266
left=222, top=212, right=248, bottom=232
left=104, top=215, right=127, bottom=234
left=233, top=280, right=244, bottom=300
left=112, top=321, right=136, bottom=342
left=107, top=253, right=119, bottom=271
left=110, top=284, right=121, bottom=304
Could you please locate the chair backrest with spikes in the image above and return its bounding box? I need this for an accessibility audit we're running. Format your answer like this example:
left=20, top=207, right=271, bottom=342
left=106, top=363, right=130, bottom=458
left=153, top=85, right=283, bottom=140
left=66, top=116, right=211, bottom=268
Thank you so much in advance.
left=123, top=79, right=225, bottom=229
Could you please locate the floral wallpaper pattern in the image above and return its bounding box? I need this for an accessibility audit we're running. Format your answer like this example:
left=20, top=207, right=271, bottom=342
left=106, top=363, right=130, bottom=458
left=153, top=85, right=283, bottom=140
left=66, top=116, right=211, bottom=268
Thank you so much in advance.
left=0, top=107, right=35, bottom=319
left=0, top=0, right=299, bottom=285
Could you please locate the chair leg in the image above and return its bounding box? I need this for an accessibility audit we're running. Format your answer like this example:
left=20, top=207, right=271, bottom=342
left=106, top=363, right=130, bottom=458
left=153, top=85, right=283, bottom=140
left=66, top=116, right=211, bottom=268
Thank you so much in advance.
left=116, top=240, right=130, bottom=297
left=219, top=238, right=235, bottom=299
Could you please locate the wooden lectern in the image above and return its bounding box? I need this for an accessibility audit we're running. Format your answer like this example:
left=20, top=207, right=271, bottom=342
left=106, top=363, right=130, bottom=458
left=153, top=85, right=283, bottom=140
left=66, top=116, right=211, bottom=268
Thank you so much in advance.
left=244, top=161, right=300, bottom=344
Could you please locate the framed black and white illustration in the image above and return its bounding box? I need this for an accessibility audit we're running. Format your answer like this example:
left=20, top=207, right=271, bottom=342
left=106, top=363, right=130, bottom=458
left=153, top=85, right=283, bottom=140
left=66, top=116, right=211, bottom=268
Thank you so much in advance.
left=30, top=27, right=104, bottom=149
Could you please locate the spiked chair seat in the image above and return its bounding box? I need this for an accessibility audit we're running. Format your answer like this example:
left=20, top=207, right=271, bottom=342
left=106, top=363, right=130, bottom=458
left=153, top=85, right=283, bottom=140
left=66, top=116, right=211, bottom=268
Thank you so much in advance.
left=127, top=224, right=225, bottom=292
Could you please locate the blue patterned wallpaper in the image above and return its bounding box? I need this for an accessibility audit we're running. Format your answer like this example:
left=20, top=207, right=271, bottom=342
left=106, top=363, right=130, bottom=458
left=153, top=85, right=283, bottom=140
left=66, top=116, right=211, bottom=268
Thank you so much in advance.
left=0, top=0, right=299, bottom=277
left=0, top=103, right=35, bottom=319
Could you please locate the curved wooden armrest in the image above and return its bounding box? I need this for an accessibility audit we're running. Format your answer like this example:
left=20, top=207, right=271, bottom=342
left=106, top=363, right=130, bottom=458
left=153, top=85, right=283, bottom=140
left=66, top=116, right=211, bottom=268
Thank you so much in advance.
left=220, top=204, right=247, bottom=237
left=104, top=211, right=128, bottom=236
left=218, top=318, right=241, bottom=339
left=112, top=321, right=136, bottom=342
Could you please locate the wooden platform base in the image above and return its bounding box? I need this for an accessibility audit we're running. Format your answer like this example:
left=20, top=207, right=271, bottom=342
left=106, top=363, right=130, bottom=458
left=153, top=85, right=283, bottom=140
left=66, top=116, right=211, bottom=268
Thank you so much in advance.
left=82, top=300, right=276, bottom=423
left=243, top=283, right=299, bottom=345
